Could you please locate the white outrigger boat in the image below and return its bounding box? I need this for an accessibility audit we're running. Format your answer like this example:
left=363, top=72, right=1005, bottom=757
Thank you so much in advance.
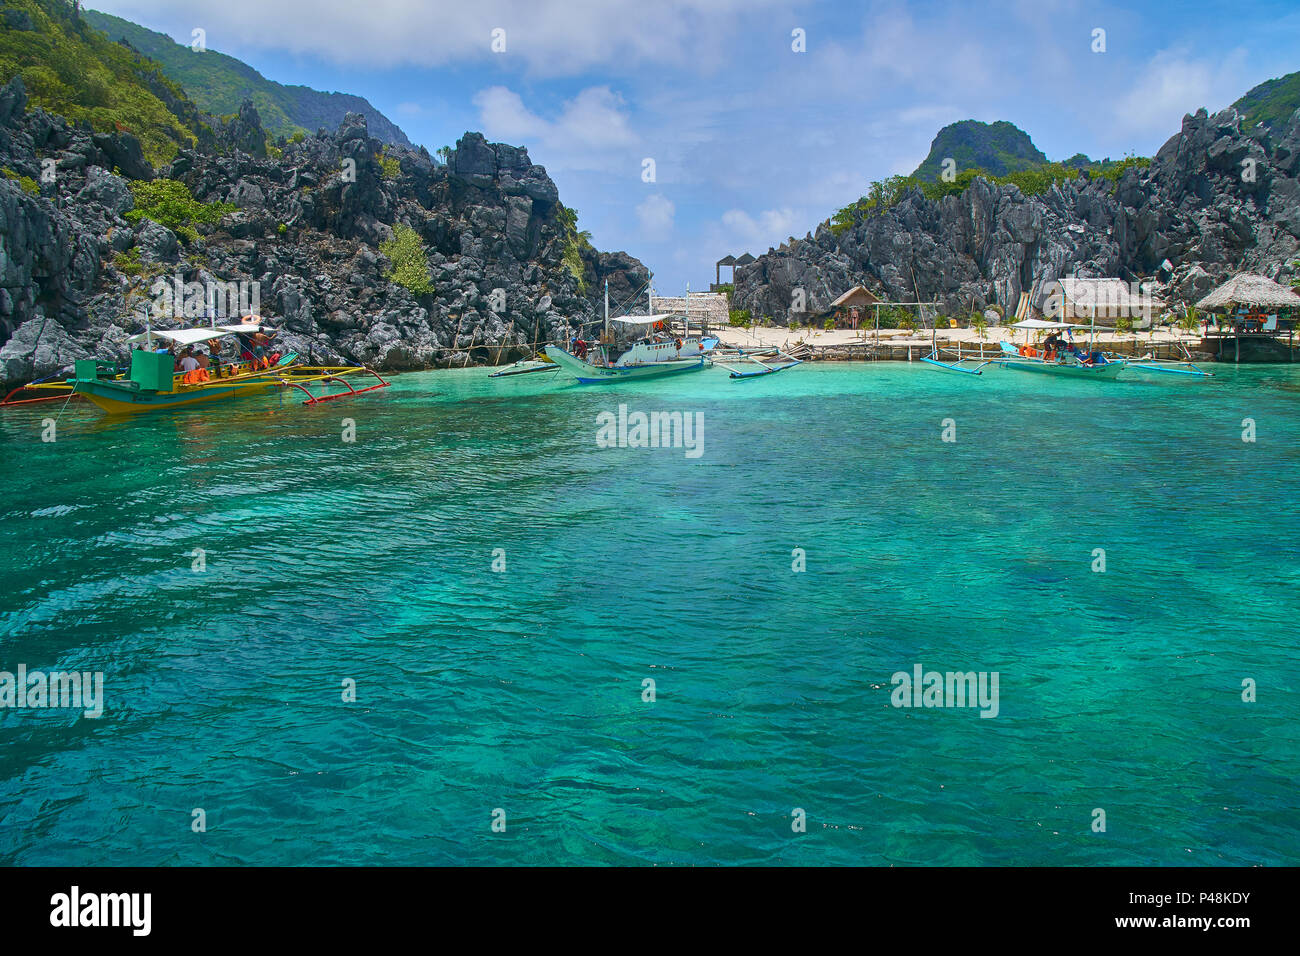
left=488, top=354, right=559, bottom=378
left=710, top=346, right=803, bottom=379
left=543, top=281, right=717, bottom=384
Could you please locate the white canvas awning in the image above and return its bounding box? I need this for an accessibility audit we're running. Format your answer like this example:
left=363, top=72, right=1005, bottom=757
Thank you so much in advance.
left=609, top=314, right=674, bottom=325
left=214, top=323, right=267, bottom=334
left=125, top=324, right=265, bottom=346
left=1012, top=319, right=1076, bottom=330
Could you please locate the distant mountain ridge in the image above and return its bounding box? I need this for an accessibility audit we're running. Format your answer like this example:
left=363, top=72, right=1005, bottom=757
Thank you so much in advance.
left=911, top=119, right=1048, bottom=180
left=1232, top=69, right=1300, bottom=131
left=82, top=8, right=412, bottom=147
left=733, top=94, right=1300, bottom=331
left=912, top=119, right=1160, bottom=184
left=0, top=0, right=209, bottom=164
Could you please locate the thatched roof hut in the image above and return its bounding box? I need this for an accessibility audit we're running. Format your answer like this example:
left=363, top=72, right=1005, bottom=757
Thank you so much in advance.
left=1196, top=273, right=1300, bottom=311
left=829, top=285, right=881, bottom=309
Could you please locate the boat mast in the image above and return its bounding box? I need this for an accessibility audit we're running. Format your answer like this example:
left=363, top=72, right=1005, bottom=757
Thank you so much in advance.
left=685, top=281, right=689, bottom=339
left=604, top=278, right=609, bottom=343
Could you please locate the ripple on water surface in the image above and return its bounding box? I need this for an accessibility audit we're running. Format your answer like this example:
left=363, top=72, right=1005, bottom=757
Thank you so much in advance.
left=0, top=363, right=1297, bottom=865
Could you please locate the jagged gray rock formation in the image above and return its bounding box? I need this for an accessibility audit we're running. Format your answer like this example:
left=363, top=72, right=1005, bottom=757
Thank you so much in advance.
left=0, top=77, right=646, bottom=385
left=733, top=107, right=1300, bottom=321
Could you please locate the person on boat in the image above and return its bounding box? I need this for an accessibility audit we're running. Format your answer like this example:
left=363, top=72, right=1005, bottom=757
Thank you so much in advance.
left=574, top=337, right=589, bottom=360
left=242, top=333, right=267, bottom=370
left=178, top=349, right=206, bottom=383
left=205, top=340, right=224, bottom=377
left=1043, top=331, right=1064, bottom=359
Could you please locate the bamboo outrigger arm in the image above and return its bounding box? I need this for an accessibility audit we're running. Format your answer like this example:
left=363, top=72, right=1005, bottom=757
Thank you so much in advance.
left=276, top=366, right=391, bottom=404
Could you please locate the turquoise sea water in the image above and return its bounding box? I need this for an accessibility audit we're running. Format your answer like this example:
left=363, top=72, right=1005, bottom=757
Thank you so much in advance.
left=0, top=360, right=1297, bottom=866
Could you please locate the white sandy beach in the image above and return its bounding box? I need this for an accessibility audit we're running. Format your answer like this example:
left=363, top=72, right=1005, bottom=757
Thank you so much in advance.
left=714, top=323, right=1204, bottom=350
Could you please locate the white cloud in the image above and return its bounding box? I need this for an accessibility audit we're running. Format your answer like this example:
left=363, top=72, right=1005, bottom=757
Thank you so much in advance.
left=558, top=87, right=638, bottom=150
left=472, top=85, right=637, bottom=173
left=636, top=194, right=676, bottom=240
left=1113, top=48, right=1250, bottom=135
left=719, top=207, right=801, bottom=252
left=90, top=0, right=791, bottom=74
left=472, top=86, right=549, bottom=143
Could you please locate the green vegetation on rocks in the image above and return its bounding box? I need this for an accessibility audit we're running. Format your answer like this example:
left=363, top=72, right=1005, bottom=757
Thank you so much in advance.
left=2, top=166, right=39, bottom=195
left=912, top=120, right=1049, bottom=181
left=380, top=225, right=434, bottom=296
left=0, top=0, right=201, bottom=164
left=81, top=8, right=413, bottom=147
left=558, top=204, right=592, bottom=293
left=830, top=156, right=1152, bottom=235
left=1232, top=70, right=1300, bottom=131
left=125, top=178, right=235, bottom=241
left=378, top=149, right=400, bottom=179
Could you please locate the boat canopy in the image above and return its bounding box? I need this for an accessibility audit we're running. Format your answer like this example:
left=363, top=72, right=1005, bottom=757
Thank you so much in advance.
left=1012, top=319, right=1077, bottom=330
left=609, top=314, right=675, bottom=325
left=125, top=324, right=267, bottom=346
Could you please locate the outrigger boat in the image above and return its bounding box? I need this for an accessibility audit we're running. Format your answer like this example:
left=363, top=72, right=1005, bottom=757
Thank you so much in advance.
left=62, top=322, right=388, bottom=415
left=995, top=333, right=1127, bottom=379
left=542, top=280, right=717, bottom=385
left=1, top=373, right=82, bottom=407
left=710, top=346, right=802, bottom=379
left=922, top=318, right=1211, bottom=380
left=544, top=327, right=711, bottom=383
left=488, top=354, right=559, bottom=378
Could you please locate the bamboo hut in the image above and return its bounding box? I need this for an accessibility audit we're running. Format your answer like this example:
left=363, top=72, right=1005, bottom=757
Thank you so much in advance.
left=1196, top=272, right=1300, bottom=362
left=1196, top=272, right=1300, bottom=312
left=828, top=285, right=882, bottom=329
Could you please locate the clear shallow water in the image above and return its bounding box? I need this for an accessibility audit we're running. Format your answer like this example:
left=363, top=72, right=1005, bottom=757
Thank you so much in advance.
left=0, top=361, right=1297, bottom=866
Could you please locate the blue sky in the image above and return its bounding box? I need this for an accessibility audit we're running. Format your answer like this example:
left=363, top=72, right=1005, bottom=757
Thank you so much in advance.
left=91, top=0, right=1299, bottom=294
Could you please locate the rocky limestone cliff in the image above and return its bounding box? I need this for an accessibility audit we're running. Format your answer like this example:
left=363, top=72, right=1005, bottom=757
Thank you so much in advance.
left=734, top=106, right=1300, bottom=322
left=0, top=77, right=646, bottom=385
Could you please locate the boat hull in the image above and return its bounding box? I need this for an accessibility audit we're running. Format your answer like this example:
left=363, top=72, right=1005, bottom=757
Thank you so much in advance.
left=996, top=341, right=1126, bottom=378
left=542, top=346, right=707, bottom=384
left=998, top=358, right=1127, bottom=379
left=73, top=375, right=282, bottom=414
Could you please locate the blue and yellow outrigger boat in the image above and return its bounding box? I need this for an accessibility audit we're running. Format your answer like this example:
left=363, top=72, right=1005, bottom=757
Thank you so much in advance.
left=53, top=323, right=390, bottom=415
